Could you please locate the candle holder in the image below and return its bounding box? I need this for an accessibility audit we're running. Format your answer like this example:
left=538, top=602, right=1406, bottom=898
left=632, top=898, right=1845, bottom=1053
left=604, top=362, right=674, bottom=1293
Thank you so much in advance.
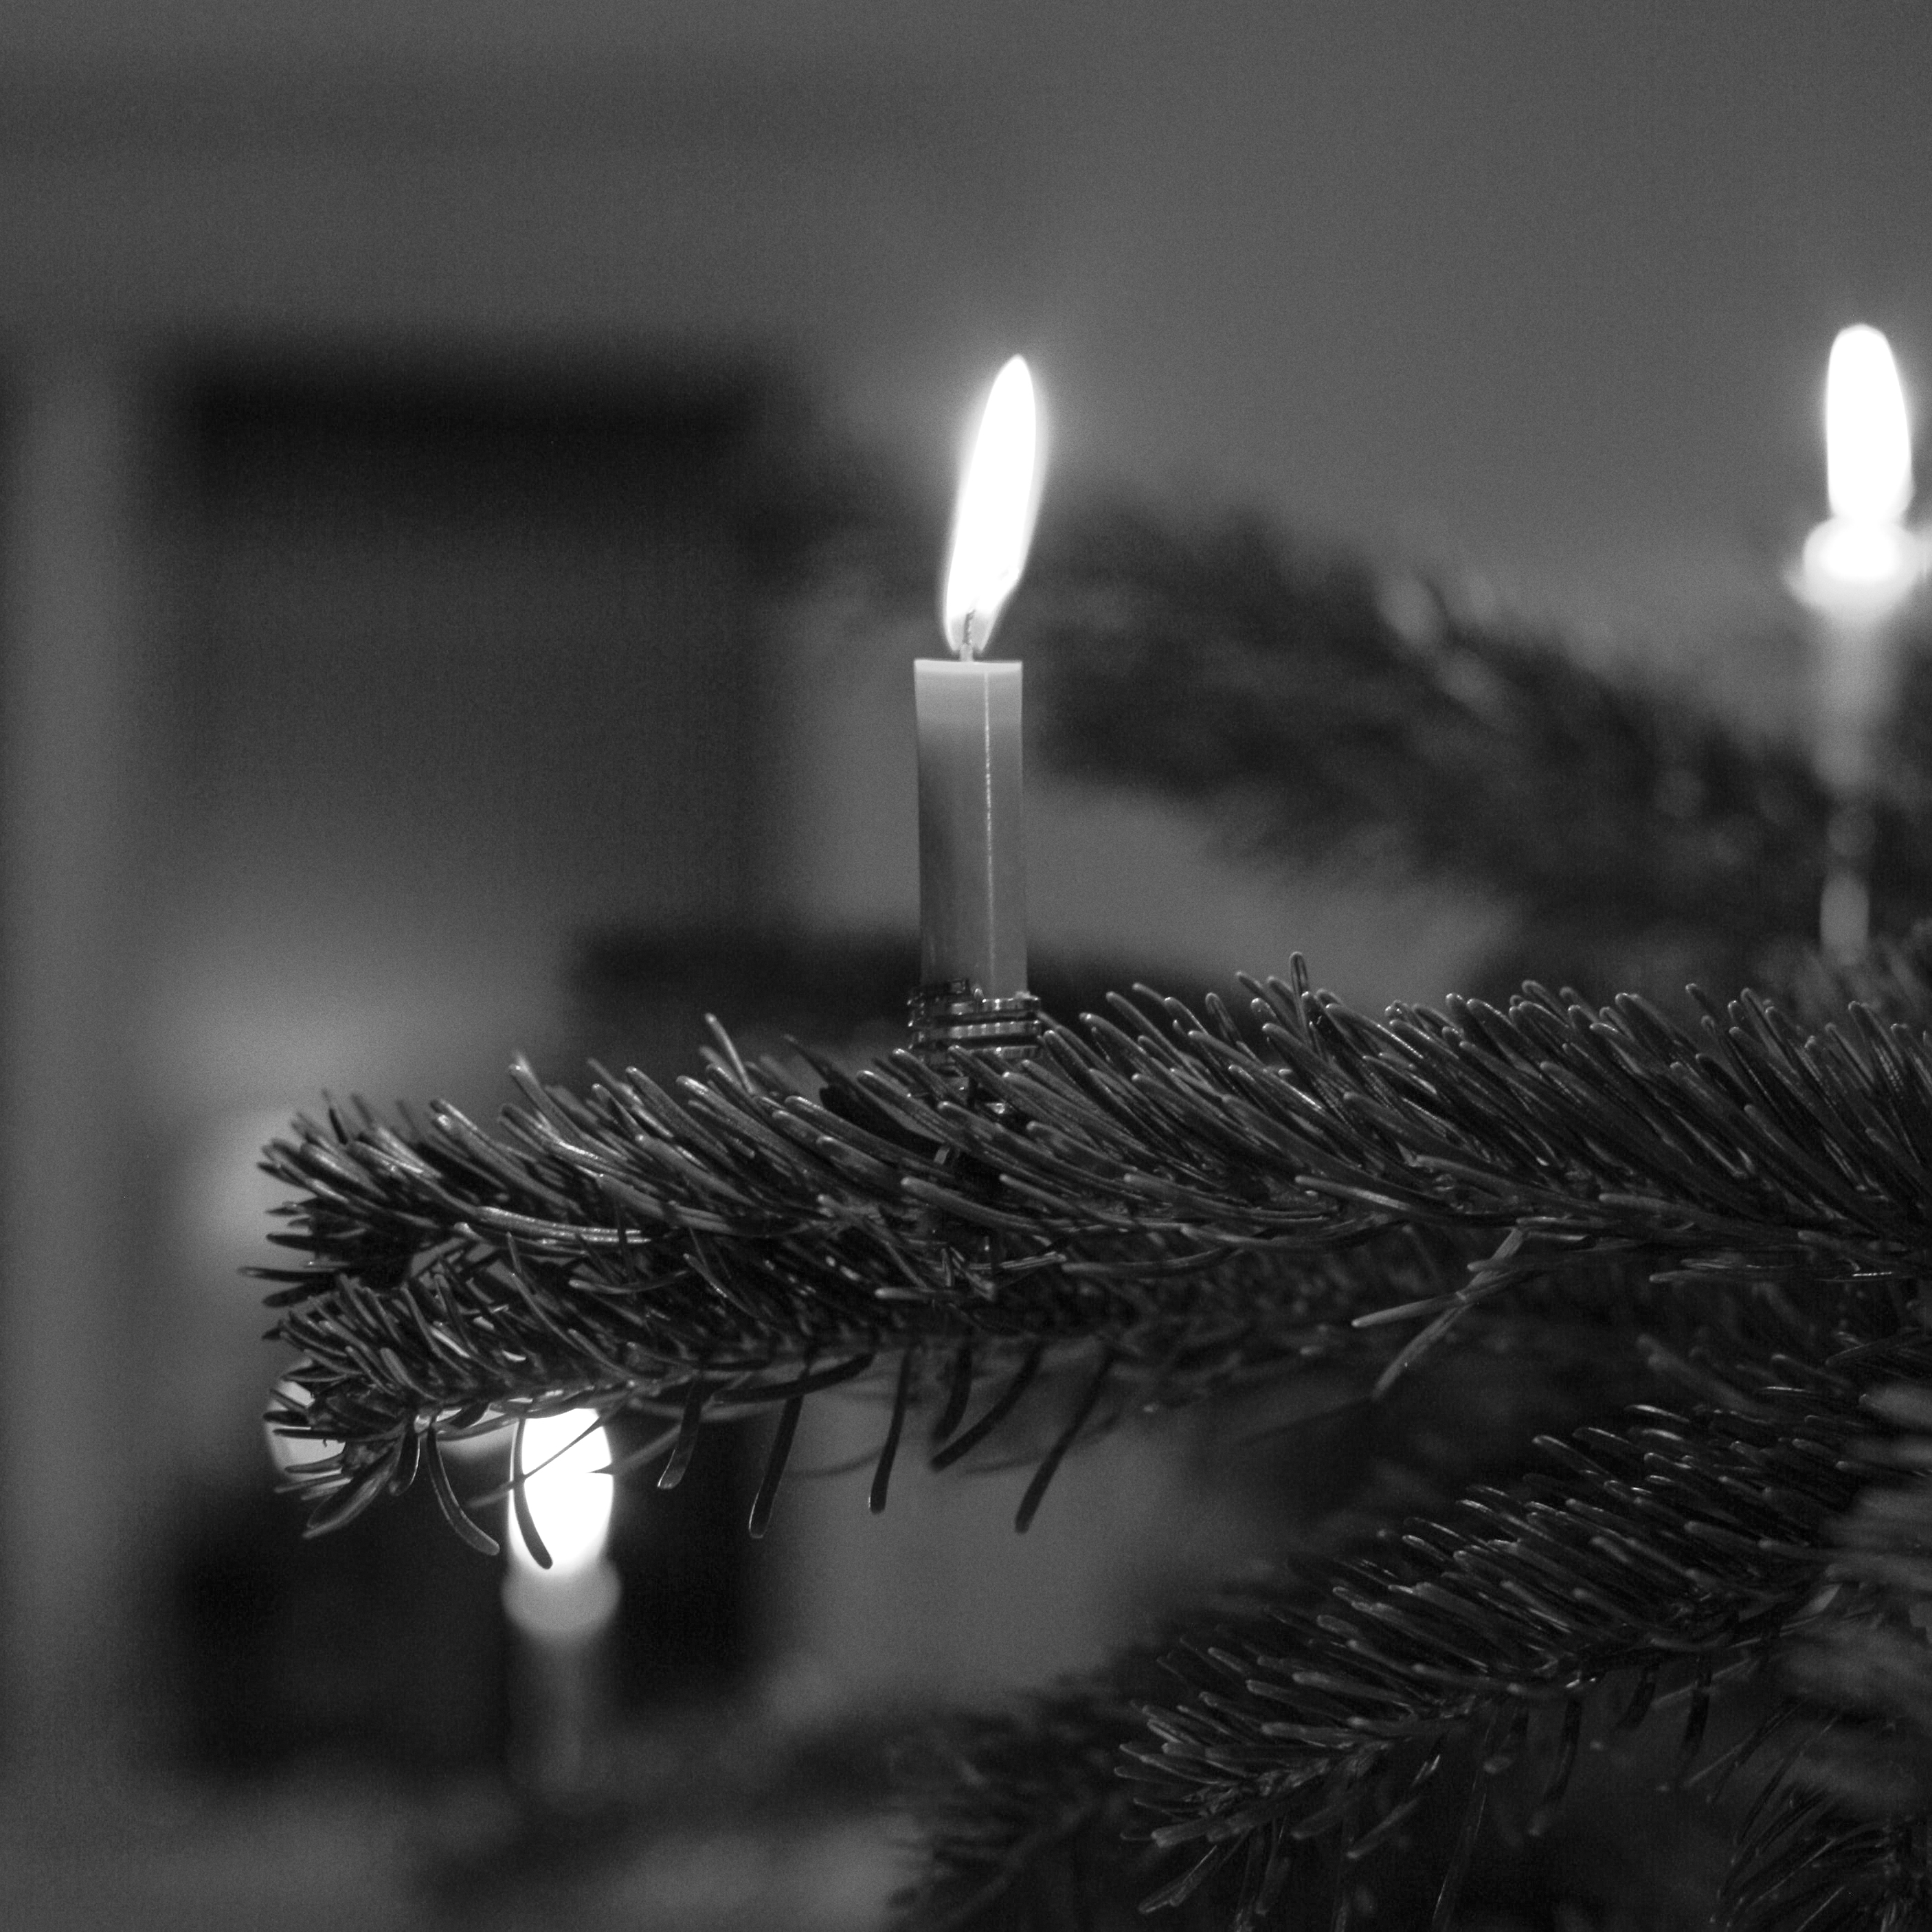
left=908, top=980, right=1042, bottom=1055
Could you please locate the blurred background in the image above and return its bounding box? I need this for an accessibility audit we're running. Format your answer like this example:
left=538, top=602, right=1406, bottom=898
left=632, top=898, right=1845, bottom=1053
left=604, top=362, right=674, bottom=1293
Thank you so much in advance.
left=0, top=3, right=1928, bottom=1926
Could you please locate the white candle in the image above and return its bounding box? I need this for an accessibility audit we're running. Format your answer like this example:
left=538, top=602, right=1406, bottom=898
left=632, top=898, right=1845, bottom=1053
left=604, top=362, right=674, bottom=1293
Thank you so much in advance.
left=1798, top=325, right=1922, bottom=793
left=917, top=658, right=1025, bottom=993
left=917, top=357, right=1042, bottom=1000
left=1793, top=325, right=1924, bottom=957
left=502, top=1410, right=620, bottom=1799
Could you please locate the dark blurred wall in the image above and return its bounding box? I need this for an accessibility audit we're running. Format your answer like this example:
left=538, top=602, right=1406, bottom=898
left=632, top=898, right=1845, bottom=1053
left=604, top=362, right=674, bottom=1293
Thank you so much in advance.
left=162, top=370, right=773, bottom=1105
left=0, top=358, right=155, bottom=1758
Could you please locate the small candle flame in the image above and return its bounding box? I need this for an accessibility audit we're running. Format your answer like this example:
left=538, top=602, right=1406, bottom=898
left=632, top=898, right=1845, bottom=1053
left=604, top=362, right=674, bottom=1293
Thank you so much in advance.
left=1826, top=325, right=1913, bottom=524
left=508, top=1410, right=615, bottom=1577
left=941, top=357, right=1040, bottom=658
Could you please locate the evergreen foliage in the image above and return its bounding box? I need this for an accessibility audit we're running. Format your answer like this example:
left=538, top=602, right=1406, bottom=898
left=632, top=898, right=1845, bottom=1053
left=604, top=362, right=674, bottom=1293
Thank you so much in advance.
left=263, top=939, right=1932, bottom=1927
left=261, top=505, right=1932, bottom=1927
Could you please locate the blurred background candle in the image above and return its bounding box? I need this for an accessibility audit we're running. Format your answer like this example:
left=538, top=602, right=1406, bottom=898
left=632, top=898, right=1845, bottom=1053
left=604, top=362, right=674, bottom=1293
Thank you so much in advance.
left=501, top=1410, right=620, bottom=1805
left=917, top=357, right=1043, bottom=999
left=1795, top=324, right=1925, bottom=958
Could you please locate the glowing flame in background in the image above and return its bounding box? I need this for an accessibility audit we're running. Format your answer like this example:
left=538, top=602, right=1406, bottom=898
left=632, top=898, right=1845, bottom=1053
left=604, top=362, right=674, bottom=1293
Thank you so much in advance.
left=507, top=1410, right=615, bottom=1577
left=941, top=356, right=1042, bottom=658
left=1827, top=324, right=1913, bottom=524
left=1801, top=325, right=1922, bottom=606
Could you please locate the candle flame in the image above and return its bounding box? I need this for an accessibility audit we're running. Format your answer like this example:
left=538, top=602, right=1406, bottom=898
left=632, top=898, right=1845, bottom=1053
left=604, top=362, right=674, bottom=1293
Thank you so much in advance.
left=507, top=1410, right=614, bottom=1576
left=941, top=357, right=1040, bottom=658
left=1827, top=325, right=1913, bottom=524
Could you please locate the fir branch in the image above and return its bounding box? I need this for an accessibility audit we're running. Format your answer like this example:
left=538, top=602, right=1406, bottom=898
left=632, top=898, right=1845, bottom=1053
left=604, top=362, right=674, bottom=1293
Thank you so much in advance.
left=265, top=969, right=1932, bottom=1533
left=1718, top=1381, right=1932, bottom=1931
left=1116, top=1335, right=1932, bottom=1929
left=895, top=1593, right=1307, bottom=1932
left=896, top=1674, right=1158, bottom=1932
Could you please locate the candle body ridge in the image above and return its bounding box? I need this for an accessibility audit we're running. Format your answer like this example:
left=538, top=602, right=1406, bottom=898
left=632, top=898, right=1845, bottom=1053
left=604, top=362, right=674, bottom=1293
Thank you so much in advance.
left=915, top=658, right=1026, bottom=996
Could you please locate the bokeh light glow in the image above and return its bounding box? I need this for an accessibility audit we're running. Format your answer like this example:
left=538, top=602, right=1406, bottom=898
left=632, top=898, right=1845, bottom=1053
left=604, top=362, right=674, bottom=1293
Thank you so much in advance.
left=1803, top=516, right=1920, bottom=594
left=506, top=1409, right=615, bottom=1577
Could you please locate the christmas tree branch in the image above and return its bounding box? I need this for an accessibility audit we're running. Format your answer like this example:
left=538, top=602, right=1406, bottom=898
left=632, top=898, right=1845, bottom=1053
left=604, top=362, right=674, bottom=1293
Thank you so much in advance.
left=265, top=966, right=1929, bottom=1540
left=1716, top=1381, right=1932, bottom=1930
left=896, top=1672, right=1160, bottom=1932
left=902, top=1334, right=1932, bottom=1931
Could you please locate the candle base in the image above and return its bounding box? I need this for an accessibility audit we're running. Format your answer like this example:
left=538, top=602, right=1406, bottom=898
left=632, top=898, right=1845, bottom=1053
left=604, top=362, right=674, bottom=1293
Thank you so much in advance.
left=909, top=980, right=1041, bottom=1055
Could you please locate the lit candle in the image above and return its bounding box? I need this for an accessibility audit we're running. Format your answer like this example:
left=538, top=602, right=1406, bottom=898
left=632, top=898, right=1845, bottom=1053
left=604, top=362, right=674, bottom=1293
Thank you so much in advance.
left=914, top=358, right=1042, bottom=1045
left=502, top=1409, right=620, bottom=1801
left=1795, top=325, right=1924, bottom=958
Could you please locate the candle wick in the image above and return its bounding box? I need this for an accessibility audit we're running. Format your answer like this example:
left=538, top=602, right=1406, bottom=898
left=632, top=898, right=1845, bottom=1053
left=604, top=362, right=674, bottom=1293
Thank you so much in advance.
left=960, top=611, right=979, bottom=662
